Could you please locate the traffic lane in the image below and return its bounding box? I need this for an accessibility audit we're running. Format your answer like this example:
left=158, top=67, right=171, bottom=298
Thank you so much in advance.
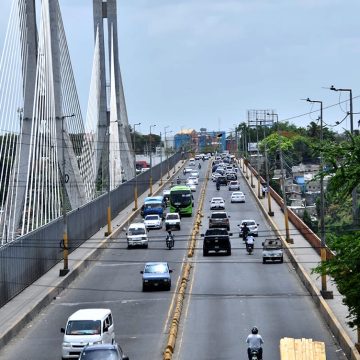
left=174, top=171, right=346, bottom=360
left=0, top=162, right=209, bottom=360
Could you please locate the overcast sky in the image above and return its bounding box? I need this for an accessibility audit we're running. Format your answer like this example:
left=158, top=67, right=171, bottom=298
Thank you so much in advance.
left=1, top=0, right=360, bottom=135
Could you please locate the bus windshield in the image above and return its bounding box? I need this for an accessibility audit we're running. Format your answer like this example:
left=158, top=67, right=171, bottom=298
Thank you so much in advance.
left=170, top=190, right=192, bottom=207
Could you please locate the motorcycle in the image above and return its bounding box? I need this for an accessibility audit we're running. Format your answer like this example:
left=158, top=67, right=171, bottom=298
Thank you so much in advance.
left=177, top=177, right=181, bottom=185
left=246, top=242, right=254, bottom=255
left=216, top=183, right=220, bottom=191
left=250, top=348, right=261, bottom=360
left=198, top=163, right=201, bottom=169
left=166, top=235, right=175, bottom=250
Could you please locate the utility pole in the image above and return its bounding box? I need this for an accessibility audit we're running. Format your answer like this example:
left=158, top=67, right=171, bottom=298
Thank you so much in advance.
left=305, top=98, right=333, bottom=299
left=159, top=131, right=163, bottom=186
left=149, top=124, right=156, bottom=195
left=330, top=85, right=358, bottom=226
left=268, top=112, right=293, bottom=244
left=132, top=122, right=141, bottom=210
left=164, top=126, right=170, bottom=179
left=59, top=114, right=75, bottom=277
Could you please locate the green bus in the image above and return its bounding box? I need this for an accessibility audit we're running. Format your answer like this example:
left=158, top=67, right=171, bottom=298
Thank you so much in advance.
left=169, top=185, right=193, bottom=216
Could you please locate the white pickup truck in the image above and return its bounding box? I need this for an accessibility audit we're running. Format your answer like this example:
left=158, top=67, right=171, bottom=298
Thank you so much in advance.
left=262, top=238, right=283, bottom=263
left=165, top=213, right=181, bottom=231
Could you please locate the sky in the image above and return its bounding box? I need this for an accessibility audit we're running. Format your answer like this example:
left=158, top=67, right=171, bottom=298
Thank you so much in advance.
left=1, top=0, right=360, bottom=136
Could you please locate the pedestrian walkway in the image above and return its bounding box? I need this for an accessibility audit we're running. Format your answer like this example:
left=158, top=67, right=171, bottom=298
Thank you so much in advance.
left=239, top=159, right=360, bottom=359
left=0, top=160, right=185, bottom=349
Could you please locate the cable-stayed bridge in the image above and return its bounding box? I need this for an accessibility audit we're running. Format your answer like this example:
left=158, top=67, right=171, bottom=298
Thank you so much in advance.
left=0, top=0, right=135, bottom=244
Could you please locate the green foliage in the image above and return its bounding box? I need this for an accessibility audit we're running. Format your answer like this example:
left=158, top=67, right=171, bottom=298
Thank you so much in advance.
left=312, top=231, right=360, bottom=328
left=320, top=132, right=360, bottom=201
left=259, top=133, right=293, bottom=155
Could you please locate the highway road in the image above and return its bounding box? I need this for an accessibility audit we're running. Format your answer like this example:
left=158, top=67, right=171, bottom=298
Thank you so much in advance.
left=0, top=158, right=348, bottom=360
left=0, top=162, right=208, bottom=360
left=173, top=165, right=347, bottom=360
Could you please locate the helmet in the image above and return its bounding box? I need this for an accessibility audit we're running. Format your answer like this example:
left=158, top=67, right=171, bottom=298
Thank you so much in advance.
left=168, top=230, right=172, bottom=235
left=243, top=222, right=247, bottom=226
left=251, top=327, right=258, bottom=334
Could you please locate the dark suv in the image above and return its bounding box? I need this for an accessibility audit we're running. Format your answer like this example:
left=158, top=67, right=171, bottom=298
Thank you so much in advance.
left=208, top=211, right=230, bottom=230
left=216, top=176, right=228, bottom=186
left=201, top=228, right=232, bottom=256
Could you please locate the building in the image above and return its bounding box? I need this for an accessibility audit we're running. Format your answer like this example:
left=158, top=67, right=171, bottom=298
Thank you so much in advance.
left=197, top=130, right=226, bottom=153
left=174, top=129, right=198, bottom=151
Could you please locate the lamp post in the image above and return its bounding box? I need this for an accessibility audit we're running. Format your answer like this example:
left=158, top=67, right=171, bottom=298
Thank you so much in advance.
left=132, top=122, right=141, bottom=210
left=159, top=131, right=163, bottom=186
left=59, top=114, right=75, bottom=277
left=268, top=112, right=293, bottom=243
left=164, top=126, right=172, bottom=179
left=330, top=85, right=358, bottom=225
left=305, top=98, right=333, bottom=299
left=255, top=117, right=262, bottom=199
left=149, top=124, right=156, bottom=195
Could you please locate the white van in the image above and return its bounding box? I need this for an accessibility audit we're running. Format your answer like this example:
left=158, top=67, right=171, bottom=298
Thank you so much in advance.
left=126, top=222, right=148, bottom=248
left=61, top=308, right=115, bottom=359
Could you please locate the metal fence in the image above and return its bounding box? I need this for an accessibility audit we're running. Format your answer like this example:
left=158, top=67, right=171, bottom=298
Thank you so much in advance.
left=0, top=152, right=181, bottom=307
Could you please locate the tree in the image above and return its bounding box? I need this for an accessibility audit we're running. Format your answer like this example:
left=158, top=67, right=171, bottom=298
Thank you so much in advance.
left=312, top=231, right=360, bottom=332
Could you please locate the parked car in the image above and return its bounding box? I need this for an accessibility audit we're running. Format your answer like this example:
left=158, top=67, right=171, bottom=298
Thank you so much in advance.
left=126, top=223, right=148, bottom=248
left=165, top=212, right=181, bottom=230
left=144, top=214, right=162, bottom=229
left=231, top=191, right=246, bottom=203
left=210, top=197, right=225, bottom=210
left=141, top=262, right=172, bottom=291
left=208, top=211, right=230, bottom=230
left=79, top=344, right=129, bottom=360
left=228, top=181, right=240, bottom=191
left=262, top=238, right=283, bottom=263
left=61, top=309, right=115, bottom=359
left=201, top=228, right=232, bottom=256
left=238, top=219, right=259, bottom=237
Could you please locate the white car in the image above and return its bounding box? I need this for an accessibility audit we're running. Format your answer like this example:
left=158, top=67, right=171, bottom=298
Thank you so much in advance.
left=189, top=159, right=196, bottom=166
left=184, top=167, right=193, bottom=174
left=238, top=219, right=259, bottom=237
left=210, top=197, right=225, bottom=210
left=165, top=213, right=181, bottom=230
left=190, top=170, right=199, bottom=178
left=186, top=180, right=197, bottom=192
left=212, top=173, right=221, bottom=182
left=188, top=176, right=198, bottom=185
left=144, top=214, right=162, bottom=229
left=228, top=181, right=240, bottom=191
left=231, top=191, right=246, bottom=203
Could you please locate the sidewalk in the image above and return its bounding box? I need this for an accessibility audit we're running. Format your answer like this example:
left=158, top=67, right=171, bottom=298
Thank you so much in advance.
left=0, top=161, right=185, bottom=349
left=239, top=160, right=360, bottom=360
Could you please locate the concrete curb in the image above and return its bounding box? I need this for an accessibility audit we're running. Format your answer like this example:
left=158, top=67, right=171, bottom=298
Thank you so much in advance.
left=0, top=161, right=186, bottom=351
left=239, top=159, right=360, bottom=360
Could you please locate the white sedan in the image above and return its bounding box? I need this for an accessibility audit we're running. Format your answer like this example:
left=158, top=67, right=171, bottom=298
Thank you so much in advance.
left=231, top=191, right=246, bottom=203
left=190, top=171, right=199, bottom=178
left=210, top=197, right=225, bottom=210
left=186, top=180, right=197, bottom=192
left=212, top=173, right=221, bottom=182
left=188, top=176, right=198, bottom=185
left=228, top=181, right=240, bottom=191
left=144, top=214, right=162, bottom=229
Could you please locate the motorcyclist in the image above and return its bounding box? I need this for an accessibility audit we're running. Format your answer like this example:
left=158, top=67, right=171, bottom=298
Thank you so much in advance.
left=166, top=230, right=174, bottom=247
left=246, top=327, right=264, bottom=360
left=198, top=163, right=201, bottom=169
left=245, top=235, right=255, bottom=253
left=216, top=178, right=221, bottom=190
left=241, top=222, right=250, bottom=241
left=177, top=176, right=181, bottom=184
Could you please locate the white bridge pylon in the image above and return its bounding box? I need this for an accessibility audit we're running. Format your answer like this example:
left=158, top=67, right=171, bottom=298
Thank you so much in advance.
left=0, top=0, right=135, bottom=244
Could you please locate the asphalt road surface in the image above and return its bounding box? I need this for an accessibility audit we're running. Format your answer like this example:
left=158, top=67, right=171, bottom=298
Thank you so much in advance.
left=173, top=166, right=347, bottom=360
left=0, top=159, right=348, bottom=360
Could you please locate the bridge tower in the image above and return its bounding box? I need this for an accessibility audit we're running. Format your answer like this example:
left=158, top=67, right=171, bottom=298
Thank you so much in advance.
left=93, top=0, right=135, bottom=189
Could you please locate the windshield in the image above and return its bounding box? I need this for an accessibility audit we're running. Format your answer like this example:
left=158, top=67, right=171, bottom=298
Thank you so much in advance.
left=212, top=213, right=227, bottom=218
left=244, top=221, right=256, bottom=226
left=167, top=214, right=179, bottom=220
left=145, top=263, right=168, bottom=274
left=80, top=349, right=118, bottom=360
left=145, top=215, right=159, bottom=221
left=128, top=228, right=145, bottom=236
left=145, top=202, right=162, bottom=209
left=66, top=320, right=101, bottom=335
left=212, top=198, right=223, bottom=202
left=170, top=190, right=192, bottom=207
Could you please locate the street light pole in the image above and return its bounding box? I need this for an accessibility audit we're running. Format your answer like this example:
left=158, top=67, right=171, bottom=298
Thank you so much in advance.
left=256, top=117, right=262, bottom=199
left=133, top=122, right=141, bottom=210
left=330, top=85, right=358, bottom=225
left=164, top=126, right=171, bottom=179
left=149, top=124, right=156, bottom=195
left=159, top=131, right=163, bottom=186
left=305, top=98, right=333, bottom=299
left=59, top=114, right=75, bottom=277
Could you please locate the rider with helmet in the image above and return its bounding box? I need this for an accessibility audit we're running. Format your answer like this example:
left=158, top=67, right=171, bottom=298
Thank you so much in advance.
left=245, top=235, right=255, bottom=252
left=242, top=222, right=250, bottom=241
left=166, top=230, right=174, bottom=248
left=246, top=326, right=264, bottom=359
